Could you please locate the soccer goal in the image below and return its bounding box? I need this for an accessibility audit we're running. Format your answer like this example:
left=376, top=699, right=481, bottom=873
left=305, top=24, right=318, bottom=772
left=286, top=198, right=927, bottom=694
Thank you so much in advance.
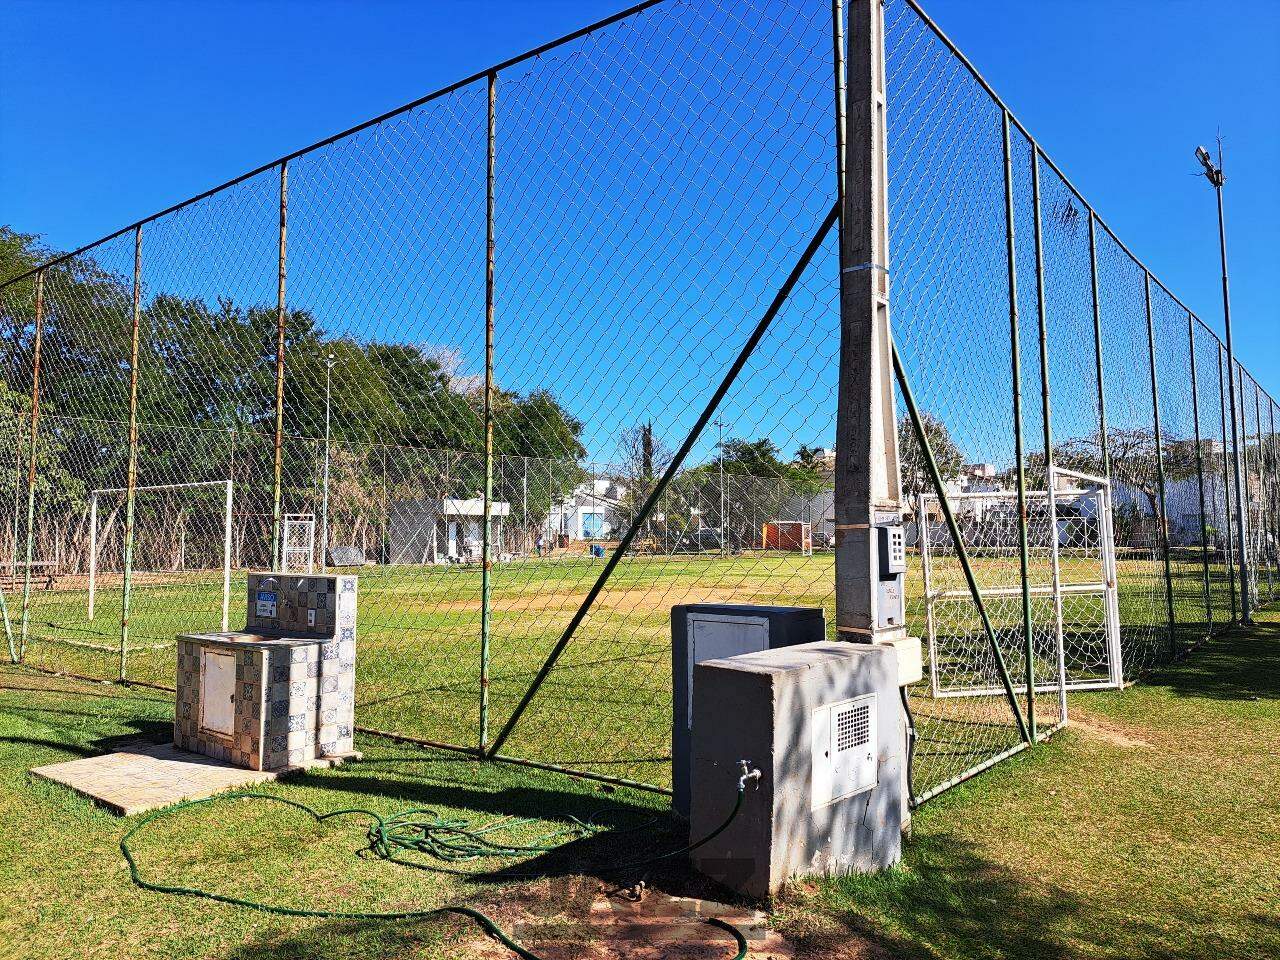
left=282, top=513, right=317, bottom=573
left=762, top=520, right=813, bottom=556
left=920, top=466, right=1124, bottom=700
left=88, top=479, right=233, bottom=631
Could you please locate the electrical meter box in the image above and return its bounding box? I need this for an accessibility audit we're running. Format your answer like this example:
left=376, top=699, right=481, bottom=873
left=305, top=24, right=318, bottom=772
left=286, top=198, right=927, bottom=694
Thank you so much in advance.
left=671, top=604, right=826, bottom=819
left=875, top=512, right=907, bottom=630
left=689, top=641, right=902, bottom=898
left=174, top=573, right=360, bottom=772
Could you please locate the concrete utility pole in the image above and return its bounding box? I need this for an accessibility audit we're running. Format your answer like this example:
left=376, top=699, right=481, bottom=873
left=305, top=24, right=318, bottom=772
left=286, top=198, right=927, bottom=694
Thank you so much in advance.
left=1196, top=141, right=1252, bottom=623
left=834, top=0, right=908, bottom=646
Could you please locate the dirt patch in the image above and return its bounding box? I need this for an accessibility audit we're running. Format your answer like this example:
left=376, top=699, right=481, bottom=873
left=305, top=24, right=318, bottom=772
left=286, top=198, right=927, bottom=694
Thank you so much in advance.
left=424, top=584, right=816, bottom=618
left=501, top=584, right=794, bottom=615
left=468, top=887, right=795, bottom=959
left=1069, top=717, right=1151, bottom=749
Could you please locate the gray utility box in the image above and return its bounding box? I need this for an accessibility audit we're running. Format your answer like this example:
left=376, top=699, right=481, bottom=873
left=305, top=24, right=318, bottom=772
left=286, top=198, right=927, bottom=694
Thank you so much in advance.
left=671, top=604, right=826, bottom=820
left=689, top=641, right=903, bottom=899
left=175, top=572, right=360, bottom=772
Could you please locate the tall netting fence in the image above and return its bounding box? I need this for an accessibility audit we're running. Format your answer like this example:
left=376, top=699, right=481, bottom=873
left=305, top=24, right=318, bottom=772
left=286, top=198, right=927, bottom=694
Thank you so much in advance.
left=882, top=0, right=1275, bottom=800
left=0, top=0, right=1275, bottom=802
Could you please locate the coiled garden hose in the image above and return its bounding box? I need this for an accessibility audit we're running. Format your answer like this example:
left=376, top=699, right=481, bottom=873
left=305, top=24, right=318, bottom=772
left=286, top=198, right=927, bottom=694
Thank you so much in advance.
left=120, top=767, right=760, bottom=960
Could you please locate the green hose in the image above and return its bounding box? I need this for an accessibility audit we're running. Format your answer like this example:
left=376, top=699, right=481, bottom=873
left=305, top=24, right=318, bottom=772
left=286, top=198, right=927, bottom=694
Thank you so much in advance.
left=121, top=783, right=752, bottom=959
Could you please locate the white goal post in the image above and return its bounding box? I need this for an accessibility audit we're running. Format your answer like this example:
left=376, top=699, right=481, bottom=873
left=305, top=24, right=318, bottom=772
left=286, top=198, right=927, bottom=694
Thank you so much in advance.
left=88, top=479, right=233, bottom=631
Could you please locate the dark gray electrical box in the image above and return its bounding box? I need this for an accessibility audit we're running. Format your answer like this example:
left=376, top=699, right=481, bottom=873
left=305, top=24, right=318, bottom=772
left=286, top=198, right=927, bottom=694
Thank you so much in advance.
left=671, top=603, right=826, bottom=819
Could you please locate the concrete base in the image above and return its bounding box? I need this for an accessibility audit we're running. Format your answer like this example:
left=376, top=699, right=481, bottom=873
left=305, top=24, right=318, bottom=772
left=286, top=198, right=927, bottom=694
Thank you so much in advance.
left=29, top=741, right=359, bottom=816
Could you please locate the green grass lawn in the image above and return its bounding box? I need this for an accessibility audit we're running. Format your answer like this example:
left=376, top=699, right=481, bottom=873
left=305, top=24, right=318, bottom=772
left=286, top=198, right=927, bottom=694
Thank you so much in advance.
left=11, top=550, right=1231, bottom=794
left=2, top=607, right=1276, bottom=959
left=775, top=610, right=1280, bottom=959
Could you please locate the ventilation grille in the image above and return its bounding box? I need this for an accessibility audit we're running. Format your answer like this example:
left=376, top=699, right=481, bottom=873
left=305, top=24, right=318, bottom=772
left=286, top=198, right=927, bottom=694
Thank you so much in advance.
left=835, top=702, right=871, bottom=752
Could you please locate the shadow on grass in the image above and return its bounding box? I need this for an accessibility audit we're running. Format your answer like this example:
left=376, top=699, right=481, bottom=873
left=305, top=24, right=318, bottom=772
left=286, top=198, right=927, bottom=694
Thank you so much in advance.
left=1158, top=621, right=1280, bottom=701
left=293, top=762, right=701, bottom=882
left=788, top=830, right=1270, bottom=960
left=781, top=831, right=1078, bottom=960
left=222, top=917, right=456, bottom=960
left=0, top=701, right=171, bottom=763
left=0, top=734, right=100, bottom=758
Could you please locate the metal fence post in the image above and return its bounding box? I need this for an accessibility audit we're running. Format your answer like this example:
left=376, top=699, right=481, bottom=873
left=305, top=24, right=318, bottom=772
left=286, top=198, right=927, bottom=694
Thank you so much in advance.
left=120, top=226, right=144, bottom=681
left=831, top=0, right=847, bottom=223
left=1187, top=313, right=1212, bottom=636
left=1144, top=272, right=1177, bottom=655
left=1235, top=362, right=1254, bottom=610
left=479, top=70, right=497, bottom=752
left=18, top=270, right=45, bottom=660
left=1001, top=110, right=1036, bottom=737
left=1217, top=347, right=1238, bottom=622
left=1088, top=216, right=1111, bottom=480
left=272, top=161, right=288, bottom=570
left=1031, top=147, right=1066, bottom=727
left=1264, top=399, right=1274, bottom=593
left=1251, top=378, right=1272, bottom=598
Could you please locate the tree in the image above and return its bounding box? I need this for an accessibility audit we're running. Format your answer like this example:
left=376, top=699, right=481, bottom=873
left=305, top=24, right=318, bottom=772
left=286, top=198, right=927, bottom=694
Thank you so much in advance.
left=1051, top=428, right=1203, bottom=542
left=619, top=421, right=673, bottom=487
left=897, top=412, right=964, bottom=507
left=795, top=445, right=822, bottom=470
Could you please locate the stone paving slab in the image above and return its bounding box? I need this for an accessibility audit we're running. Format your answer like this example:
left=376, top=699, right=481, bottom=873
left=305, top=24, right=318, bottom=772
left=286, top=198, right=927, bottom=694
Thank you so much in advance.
left=29, top=741, right=280, bottom=816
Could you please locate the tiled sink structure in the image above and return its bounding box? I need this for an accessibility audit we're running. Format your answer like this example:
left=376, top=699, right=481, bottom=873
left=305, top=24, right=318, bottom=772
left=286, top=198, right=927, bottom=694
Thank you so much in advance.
left=175, top=573, right=360, bottom=772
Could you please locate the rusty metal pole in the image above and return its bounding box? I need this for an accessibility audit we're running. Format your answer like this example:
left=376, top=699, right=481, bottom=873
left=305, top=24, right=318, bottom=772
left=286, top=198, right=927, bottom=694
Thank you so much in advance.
left=120, top=226, right=144, bottom=681
left=272, top=161, right=288, bottom=569
left=18, top=271, right=45, bottom=659
left=479, top=71, right=497, bottom=752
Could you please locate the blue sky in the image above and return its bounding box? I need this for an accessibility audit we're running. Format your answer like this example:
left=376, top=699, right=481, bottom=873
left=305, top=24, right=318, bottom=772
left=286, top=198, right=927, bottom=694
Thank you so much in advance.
left=1, top=0, right=1276, bottom=467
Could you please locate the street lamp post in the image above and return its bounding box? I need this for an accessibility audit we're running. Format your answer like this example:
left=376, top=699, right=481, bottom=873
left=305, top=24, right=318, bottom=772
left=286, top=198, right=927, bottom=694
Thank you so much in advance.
left=712, top=418, right=729, bottom=553
left=321, top=351, right=334, bottom=572
left=1196, top=141, right=1251, bottom=623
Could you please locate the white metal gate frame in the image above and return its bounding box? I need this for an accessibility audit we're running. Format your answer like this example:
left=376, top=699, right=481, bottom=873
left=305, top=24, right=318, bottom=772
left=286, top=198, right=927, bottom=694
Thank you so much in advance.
left=88, top=479, right=234, bottom=635
left=921, top=466, right=1123, bottom=703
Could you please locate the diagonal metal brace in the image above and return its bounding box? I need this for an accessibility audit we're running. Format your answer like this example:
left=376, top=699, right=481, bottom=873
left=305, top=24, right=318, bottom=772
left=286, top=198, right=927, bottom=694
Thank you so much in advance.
left=485, top=200, right=842, bottom=759
left=892, top=343, right=1032, bottom=744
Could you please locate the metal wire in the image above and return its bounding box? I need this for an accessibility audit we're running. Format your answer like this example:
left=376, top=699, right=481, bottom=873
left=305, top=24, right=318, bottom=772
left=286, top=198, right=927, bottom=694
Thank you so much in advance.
left=0, top=0, right=1274, bottom=806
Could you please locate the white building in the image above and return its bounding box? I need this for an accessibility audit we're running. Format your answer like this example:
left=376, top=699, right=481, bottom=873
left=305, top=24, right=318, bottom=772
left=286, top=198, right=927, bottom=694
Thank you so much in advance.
left=388, top=497, right=511, bottom=563
left=546, top=477, right=628, bottom=541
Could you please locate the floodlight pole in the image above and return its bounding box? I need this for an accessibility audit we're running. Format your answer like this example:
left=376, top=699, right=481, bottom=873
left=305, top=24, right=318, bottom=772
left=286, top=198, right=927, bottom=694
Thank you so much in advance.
left=321, top=351, right=334, bottom=571
left=1197, top=141, right=1251, bottom=623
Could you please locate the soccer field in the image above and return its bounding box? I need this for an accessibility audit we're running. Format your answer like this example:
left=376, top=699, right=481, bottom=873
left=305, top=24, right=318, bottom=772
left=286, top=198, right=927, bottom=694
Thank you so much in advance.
left=13, top=549, right=1226, bottom=791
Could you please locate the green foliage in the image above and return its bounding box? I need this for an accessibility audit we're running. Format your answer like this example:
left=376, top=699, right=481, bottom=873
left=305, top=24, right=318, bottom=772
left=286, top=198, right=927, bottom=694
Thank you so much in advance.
left=0, top=226, right=588, bottom=537
left=898, top=412, right=965, bottom=505
left=687, top=436, right=827, bottom=496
